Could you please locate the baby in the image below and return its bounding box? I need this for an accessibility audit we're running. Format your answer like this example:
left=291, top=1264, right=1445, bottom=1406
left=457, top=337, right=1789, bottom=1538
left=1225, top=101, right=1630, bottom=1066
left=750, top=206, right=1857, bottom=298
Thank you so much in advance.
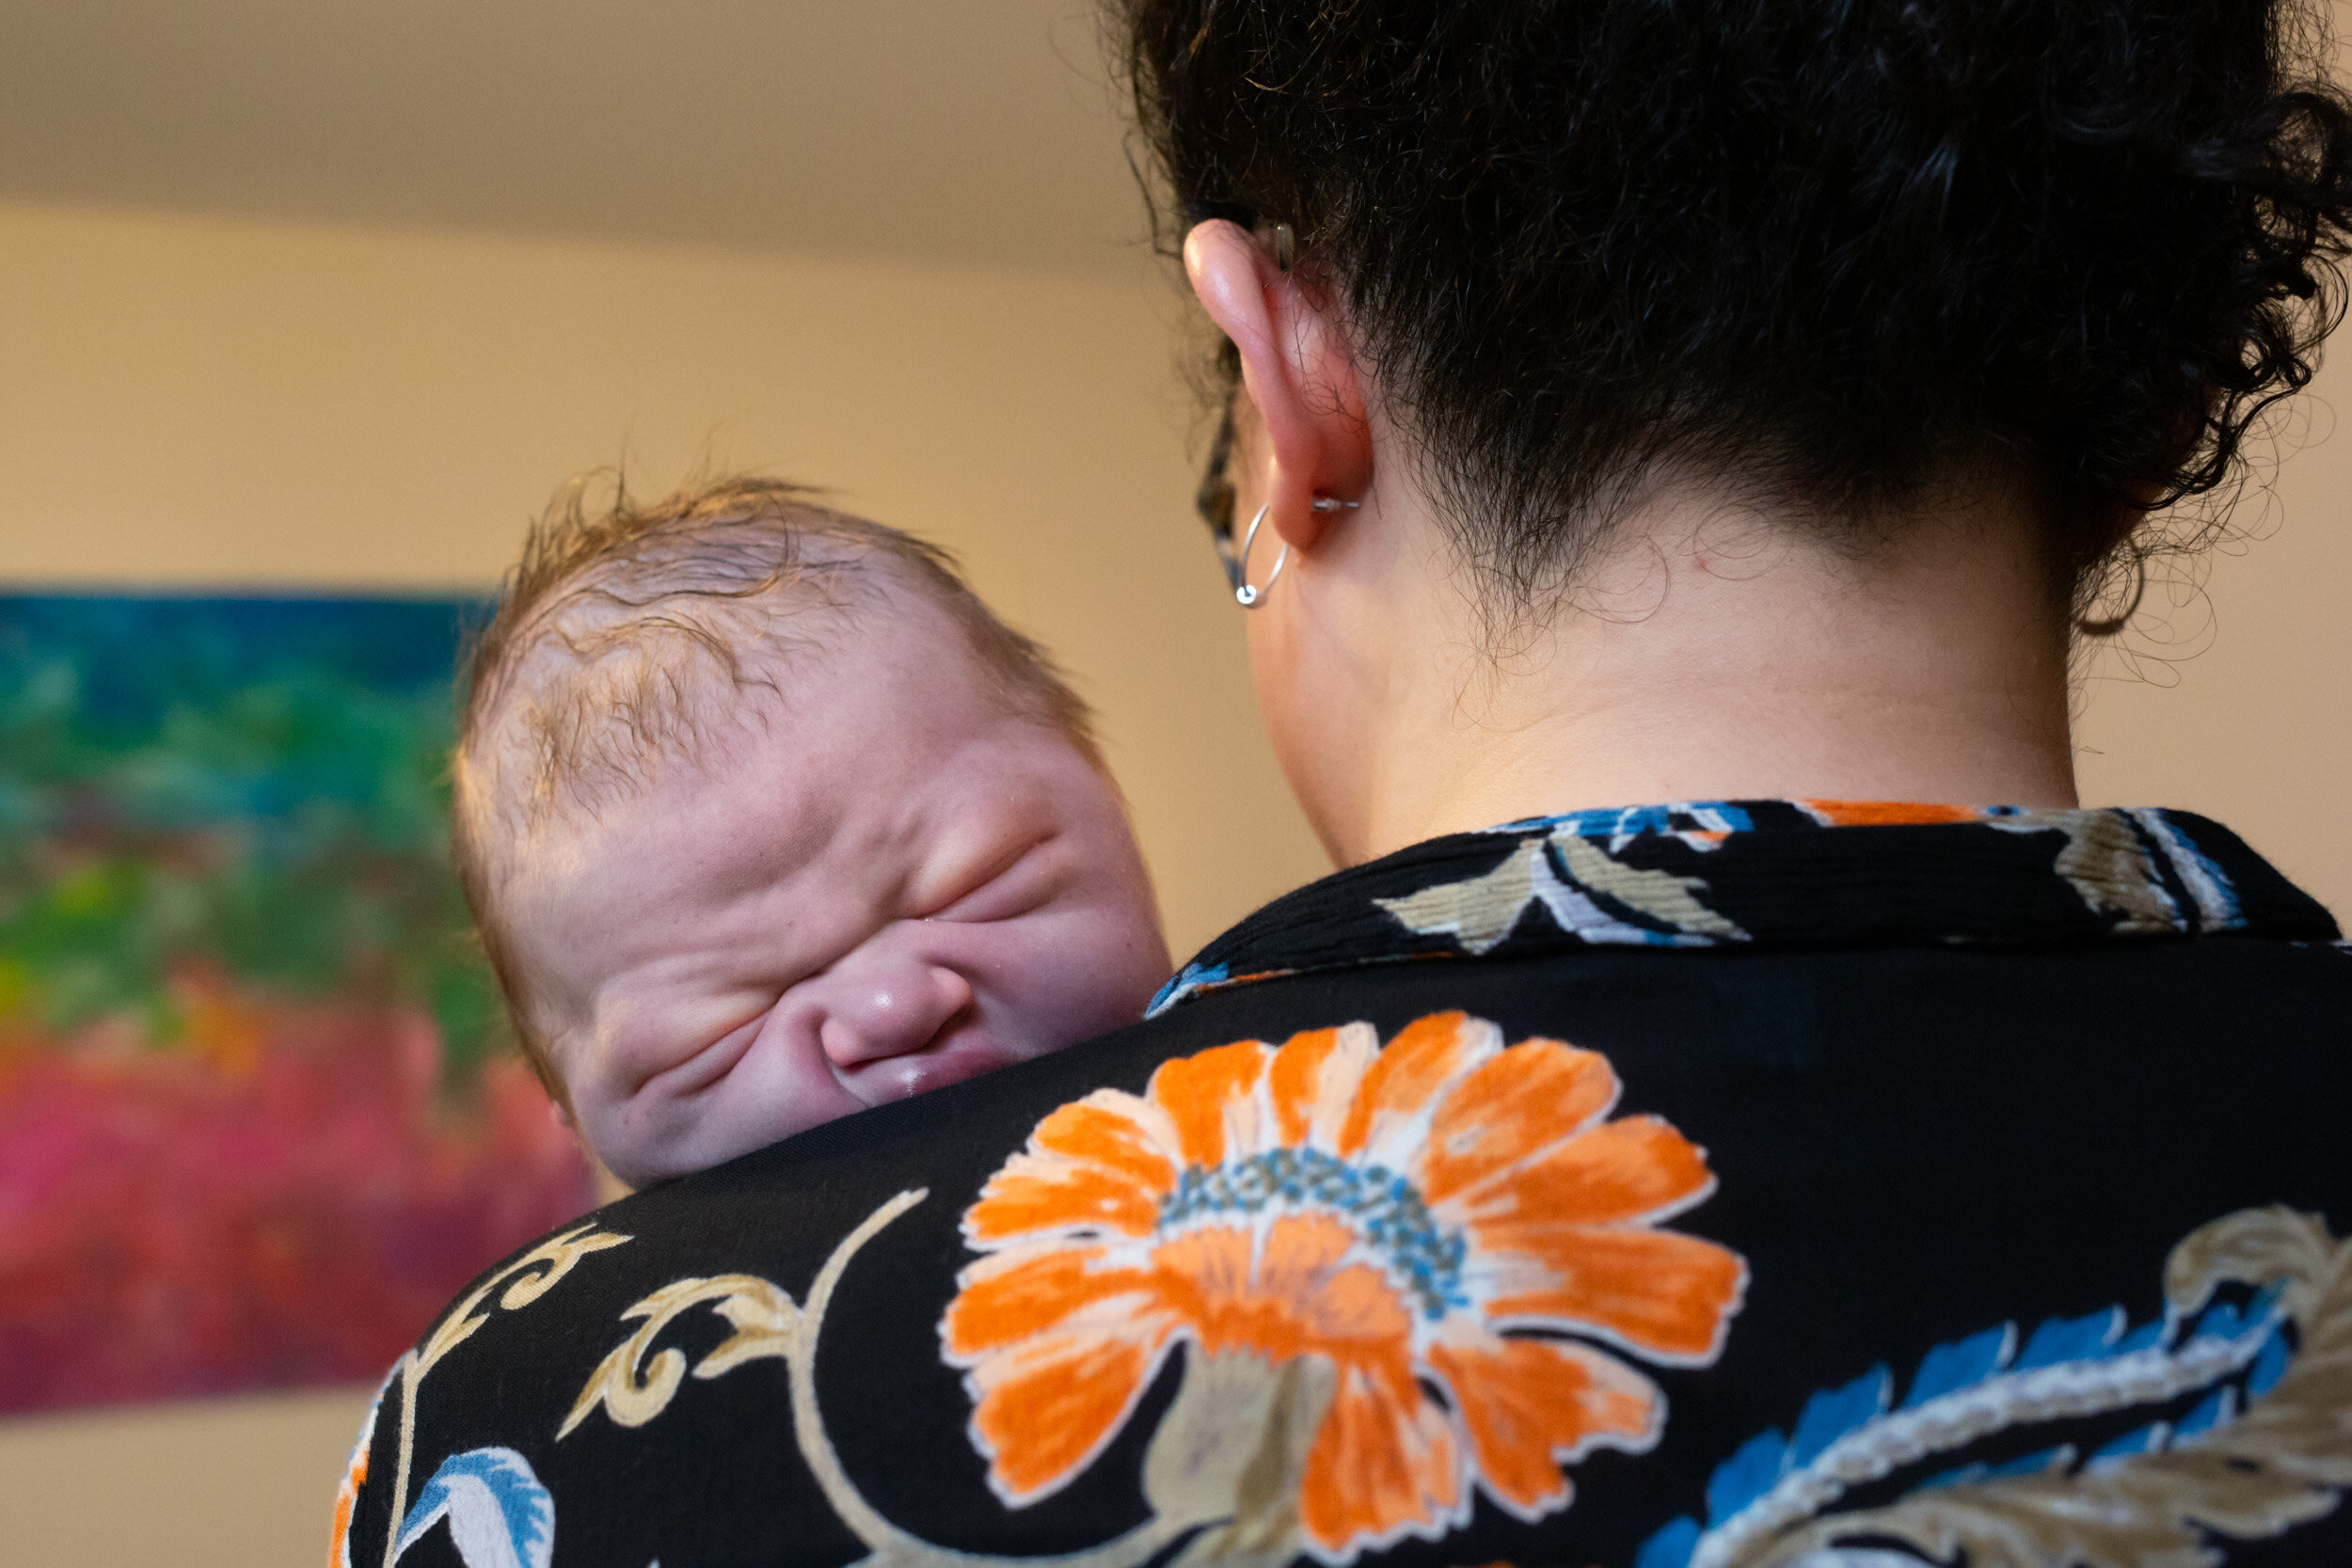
left=452, top=477, right=1172, bottom=1189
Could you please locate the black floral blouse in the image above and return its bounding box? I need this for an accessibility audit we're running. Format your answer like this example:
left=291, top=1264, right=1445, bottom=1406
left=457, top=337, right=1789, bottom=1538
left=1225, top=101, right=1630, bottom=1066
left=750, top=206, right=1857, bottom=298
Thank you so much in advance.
left=335, top=802, right=2352, bottom=1568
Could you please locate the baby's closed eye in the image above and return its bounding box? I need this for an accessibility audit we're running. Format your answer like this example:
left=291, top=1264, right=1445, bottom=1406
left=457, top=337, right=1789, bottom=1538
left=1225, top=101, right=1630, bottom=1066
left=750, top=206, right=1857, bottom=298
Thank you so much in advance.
left=916, top=834, right=1065, bottom=925
left=610, top=992, right=777, bottom=1099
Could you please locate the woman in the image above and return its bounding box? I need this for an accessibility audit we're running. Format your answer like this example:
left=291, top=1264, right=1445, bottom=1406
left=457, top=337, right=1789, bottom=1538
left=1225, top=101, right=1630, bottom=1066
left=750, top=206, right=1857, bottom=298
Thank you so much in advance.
left=341, top=4, right=2352, bottom=1565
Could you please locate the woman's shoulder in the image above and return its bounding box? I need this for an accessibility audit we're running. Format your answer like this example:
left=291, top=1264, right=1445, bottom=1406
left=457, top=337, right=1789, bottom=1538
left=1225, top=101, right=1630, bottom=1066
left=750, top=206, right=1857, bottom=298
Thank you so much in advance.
left=340, top=805, right=2350, bottom=1568
left=342, top=963, right=2352, bottom=1568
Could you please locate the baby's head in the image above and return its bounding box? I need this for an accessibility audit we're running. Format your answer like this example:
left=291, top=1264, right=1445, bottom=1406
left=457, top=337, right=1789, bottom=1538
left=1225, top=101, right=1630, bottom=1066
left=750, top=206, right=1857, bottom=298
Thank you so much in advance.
left=454, top=477, right=1170, bottom=1188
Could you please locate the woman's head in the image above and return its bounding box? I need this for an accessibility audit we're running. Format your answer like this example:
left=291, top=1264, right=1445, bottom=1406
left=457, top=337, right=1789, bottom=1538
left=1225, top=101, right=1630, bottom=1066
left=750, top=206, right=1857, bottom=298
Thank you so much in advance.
left=1119, top=0, right=2352, bottom=610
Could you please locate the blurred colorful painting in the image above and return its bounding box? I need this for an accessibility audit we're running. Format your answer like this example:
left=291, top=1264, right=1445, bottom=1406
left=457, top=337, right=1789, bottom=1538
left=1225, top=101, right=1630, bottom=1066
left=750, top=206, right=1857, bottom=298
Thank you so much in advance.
left=0, top=594, right=594, bottom=1415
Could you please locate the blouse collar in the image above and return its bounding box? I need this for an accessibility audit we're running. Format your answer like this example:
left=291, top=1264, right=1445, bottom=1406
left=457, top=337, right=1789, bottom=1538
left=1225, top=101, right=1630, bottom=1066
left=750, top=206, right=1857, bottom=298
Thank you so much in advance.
left=1150, top=800, right=2341, bottom=1016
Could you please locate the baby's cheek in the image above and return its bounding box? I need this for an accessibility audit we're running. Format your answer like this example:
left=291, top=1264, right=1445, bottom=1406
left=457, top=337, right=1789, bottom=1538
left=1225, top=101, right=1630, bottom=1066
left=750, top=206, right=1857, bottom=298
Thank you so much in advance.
left=1004, top=906, right=1166, bottom=1043
left=576, top=1018, right=853, bottom=1184
left=580, top=1086, right=700, bottom=1190
left=700, top=1014, right=869, bottom=1148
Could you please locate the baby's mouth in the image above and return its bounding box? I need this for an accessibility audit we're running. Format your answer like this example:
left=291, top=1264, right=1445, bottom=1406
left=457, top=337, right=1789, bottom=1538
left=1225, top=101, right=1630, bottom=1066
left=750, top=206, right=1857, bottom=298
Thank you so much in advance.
left=840, top=1025, right=1015, bottom=1106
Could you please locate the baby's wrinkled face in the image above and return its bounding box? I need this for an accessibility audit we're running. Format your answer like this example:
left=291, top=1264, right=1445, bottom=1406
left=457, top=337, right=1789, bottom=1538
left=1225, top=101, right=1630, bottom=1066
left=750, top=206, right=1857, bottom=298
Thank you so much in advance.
left=500, top=609, right=1170, bottom=1190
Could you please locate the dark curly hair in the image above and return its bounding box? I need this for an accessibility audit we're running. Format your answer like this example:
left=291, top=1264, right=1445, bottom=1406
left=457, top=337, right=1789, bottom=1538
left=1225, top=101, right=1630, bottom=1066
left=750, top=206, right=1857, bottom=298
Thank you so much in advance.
left=1115, top=0, right=2352, bottom=613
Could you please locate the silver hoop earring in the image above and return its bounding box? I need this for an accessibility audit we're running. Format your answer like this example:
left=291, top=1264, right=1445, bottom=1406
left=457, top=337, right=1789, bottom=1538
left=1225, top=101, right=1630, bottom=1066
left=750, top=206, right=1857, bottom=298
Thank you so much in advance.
left=1234, top=503, right=1288, bottom=609
left=2074, top=549, right=2148, bottom=638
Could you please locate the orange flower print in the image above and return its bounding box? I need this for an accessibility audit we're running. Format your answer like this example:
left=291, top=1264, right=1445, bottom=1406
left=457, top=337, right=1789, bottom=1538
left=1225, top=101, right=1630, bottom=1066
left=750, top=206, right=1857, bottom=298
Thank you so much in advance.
left=1796, top=800, right=1984, bottom=827
left=941, top=1012, right=1748, bottom=1562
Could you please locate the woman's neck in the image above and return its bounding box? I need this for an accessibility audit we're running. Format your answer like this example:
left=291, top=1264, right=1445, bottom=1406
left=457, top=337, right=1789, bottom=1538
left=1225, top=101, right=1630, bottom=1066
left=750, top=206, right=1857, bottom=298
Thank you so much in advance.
left=1325, top=473, right=2081, bottom=863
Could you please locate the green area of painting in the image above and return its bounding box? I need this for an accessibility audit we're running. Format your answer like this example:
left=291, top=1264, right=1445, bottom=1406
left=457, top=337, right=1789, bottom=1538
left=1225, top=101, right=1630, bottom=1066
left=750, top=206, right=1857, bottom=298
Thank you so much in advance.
left=0, top=595, right=503, bottom=1079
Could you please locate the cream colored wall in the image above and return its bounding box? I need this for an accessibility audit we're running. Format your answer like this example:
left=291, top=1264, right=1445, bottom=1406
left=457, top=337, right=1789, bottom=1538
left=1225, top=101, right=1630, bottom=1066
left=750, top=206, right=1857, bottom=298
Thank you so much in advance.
left=2074, top=427, right=2352, bottom=909
left=0, top=198, right=2345, bottom=1565
left=0, top=1386, right=373, bottom=1566
left=0, top=198, right=1335, bottom=954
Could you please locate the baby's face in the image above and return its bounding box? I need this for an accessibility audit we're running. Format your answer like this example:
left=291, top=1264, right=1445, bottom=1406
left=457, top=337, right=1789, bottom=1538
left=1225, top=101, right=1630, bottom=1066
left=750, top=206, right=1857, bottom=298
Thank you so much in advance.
left=501, top=606, right=1170, bottom=1189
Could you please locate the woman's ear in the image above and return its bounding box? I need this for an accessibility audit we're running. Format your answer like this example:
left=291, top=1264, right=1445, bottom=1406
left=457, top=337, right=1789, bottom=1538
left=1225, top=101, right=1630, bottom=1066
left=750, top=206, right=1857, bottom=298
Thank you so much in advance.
left=1183, top=220, right=1373, bottom=551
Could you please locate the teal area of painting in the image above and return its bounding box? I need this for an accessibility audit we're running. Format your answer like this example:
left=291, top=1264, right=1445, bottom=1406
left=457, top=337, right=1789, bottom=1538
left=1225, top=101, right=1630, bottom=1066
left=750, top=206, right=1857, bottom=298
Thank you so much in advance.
left=0, top=595, right=502, bottom=1075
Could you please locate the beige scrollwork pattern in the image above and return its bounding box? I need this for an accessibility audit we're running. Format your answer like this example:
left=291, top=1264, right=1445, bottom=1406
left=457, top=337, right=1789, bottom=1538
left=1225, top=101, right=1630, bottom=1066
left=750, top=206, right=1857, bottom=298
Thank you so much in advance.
left=381, top=1221, right=632, bottom=1568
left=559, top=1273, right=799, bottom=1436
left=562, top=1189, right=1199, bottom=1568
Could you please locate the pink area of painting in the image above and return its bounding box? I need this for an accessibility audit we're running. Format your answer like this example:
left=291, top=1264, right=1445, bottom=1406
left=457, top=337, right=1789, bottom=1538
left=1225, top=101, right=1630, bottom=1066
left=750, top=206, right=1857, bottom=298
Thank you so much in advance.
left=0, top=988, right=595, bottom=1414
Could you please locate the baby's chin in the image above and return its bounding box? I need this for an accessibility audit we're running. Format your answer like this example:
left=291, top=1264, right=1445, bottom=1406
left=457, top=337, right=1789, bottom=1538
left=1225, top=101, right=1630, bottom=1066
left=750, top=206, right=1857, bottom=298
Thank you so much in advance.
left=838, top=1032, right=1029, bottom=1108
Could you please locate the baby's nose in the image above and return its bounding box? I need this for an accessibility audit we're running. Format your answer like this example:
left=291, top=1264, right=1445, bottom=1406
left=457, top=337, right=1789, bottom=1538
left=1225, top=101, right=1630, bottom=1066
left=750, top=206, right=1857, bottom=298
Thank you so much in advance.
left=815, top=961, right=976, bottom=1069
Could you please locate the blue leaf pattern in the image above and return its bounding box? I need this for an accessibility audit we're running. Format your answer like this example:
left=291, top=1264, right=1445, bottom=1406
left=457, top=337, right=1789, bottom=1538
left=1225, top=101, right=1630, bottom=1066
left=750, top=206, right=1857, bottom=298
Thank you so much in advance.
left=2248, top=1329, right=2292, bottom=1398
left=1920, top=1444, right=2074, bottom=1494
left=393, top=1447, right=554, bottom=1568
left=1899, top=1323, right=2013, bottom=1409
left=2013, top=1307, right=2122, bottom=1370
left=1633, top=1515, right=1704, bottom=1568
left=1787, top=1367, right=1890, bottom=1470
left=1705, top=1430, right=1788, bottom=1525
left=1146, top=961, right=1229, bottom=1017
left=2171, top=1386, right=2235, bottom=1440
left=1482, top=802, right=1756, bottom=848
left=1636, top=1287, right=2295, bottom=1568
